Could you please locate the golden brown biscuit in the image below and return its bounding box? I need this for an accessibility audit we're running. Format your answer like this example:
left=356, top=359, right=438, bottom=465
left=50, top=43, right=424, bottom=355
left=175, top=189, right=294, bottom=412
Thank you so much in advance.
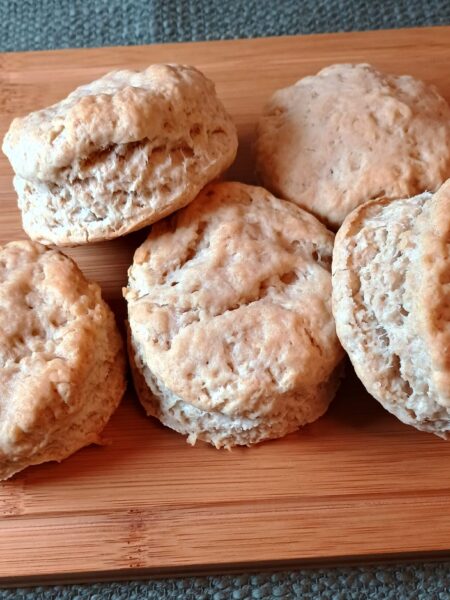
left=0, top=241, right=125, bottom=479
left=125, top=182, right=343, bottom=448
left=2, top=64, right=238, bottom=245
left=256, top=63, right=450, bottom=228
left=332, top=179, right=450, bottom=435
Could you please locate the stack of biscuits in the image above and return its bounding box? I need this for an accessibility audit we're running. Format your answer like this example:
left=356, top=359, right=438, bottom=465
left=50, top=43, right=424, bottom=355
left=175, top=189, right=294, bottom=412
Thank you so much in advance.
left=1, top=60, right=449, bottom=479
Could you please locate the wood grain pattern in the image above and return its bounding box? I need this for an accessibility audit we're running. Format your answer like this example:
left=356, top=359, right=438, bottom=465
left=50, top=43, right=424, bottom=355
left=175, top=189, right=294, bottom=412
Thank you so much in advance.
left=1, top=26, right=450, bottom=584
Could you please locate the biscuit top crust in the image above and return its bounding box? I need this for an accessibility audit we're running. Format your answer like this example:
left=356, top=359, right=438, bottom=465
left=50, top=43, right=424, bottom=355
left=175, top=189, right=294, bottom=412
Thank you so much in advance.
left=333, top=179, right=450, bottom=415
left=256, top=63, right=450, bottom=228
left=0, top=241, right=122, bottom=457
left=3, top=64, right=233, bottom=181
left=125, top=182, right=343, bottom=417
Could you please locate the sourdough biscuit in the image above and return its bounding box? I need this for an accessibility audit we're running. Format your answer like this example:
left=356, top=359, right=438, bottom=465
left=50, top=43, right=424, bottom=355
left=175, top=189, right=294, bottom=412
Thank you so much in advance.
left=125, top=182, right=344, bottom=448
left=0, top=241, right=125, bottom=479
left=256, top=63, right=450, bottom=228
left=332, top=179, right=450, bottom=436
left=2, top=64, right=238, bottom=245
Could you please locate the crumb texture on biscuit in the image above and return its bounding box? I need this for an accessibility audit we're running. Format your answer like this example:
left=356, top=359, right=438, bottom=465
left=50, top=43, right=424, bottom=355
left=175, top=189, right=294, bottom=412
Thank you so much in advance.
left=125, top=182, right=343, bottom=447
left=256, top=63, right=450, bottom=228
left=2, top=65, right=238, bottom=245
left=332, top=180, right=450, bottom=435
left=0, top=241, right=125, bottom=480
left=129, top=336, right=342, bottom=449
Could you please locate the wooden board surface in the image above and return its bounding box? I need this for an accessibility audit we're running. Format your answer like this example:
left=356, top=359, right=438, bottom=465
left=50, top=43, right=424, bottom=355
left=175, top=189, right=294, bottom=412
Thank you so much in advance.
left=1, top=26, right=450, bottom=584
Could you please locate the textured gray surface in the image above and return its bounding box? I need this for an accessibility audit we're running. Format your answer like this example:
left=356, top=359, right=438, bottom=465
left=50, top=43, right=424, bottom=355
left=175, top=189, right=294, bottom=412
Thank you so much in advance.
left=0, top=0, right=449, bottom=52
left=3, top=565, right=450, bottom=599
left=1, top=0, right=450, bottom=597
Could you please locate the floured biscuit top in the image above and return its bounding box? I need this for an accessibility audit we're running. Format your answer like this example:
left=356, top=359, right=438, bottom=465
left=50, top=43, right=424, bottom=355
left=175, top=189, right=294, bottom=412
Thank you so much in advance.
left=125, top=182, right=342, bottom=419
left=256, top=63, right=450, bottom=228
left=4, top=64, right=232, bottom=181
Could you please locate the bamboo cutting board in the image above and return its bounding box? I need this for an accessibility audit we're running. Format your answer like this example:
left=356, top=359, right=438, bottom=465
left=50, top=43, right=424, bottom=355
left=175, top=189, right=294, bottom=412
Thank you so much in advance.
left=1, top=26, right=450, bottom=585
